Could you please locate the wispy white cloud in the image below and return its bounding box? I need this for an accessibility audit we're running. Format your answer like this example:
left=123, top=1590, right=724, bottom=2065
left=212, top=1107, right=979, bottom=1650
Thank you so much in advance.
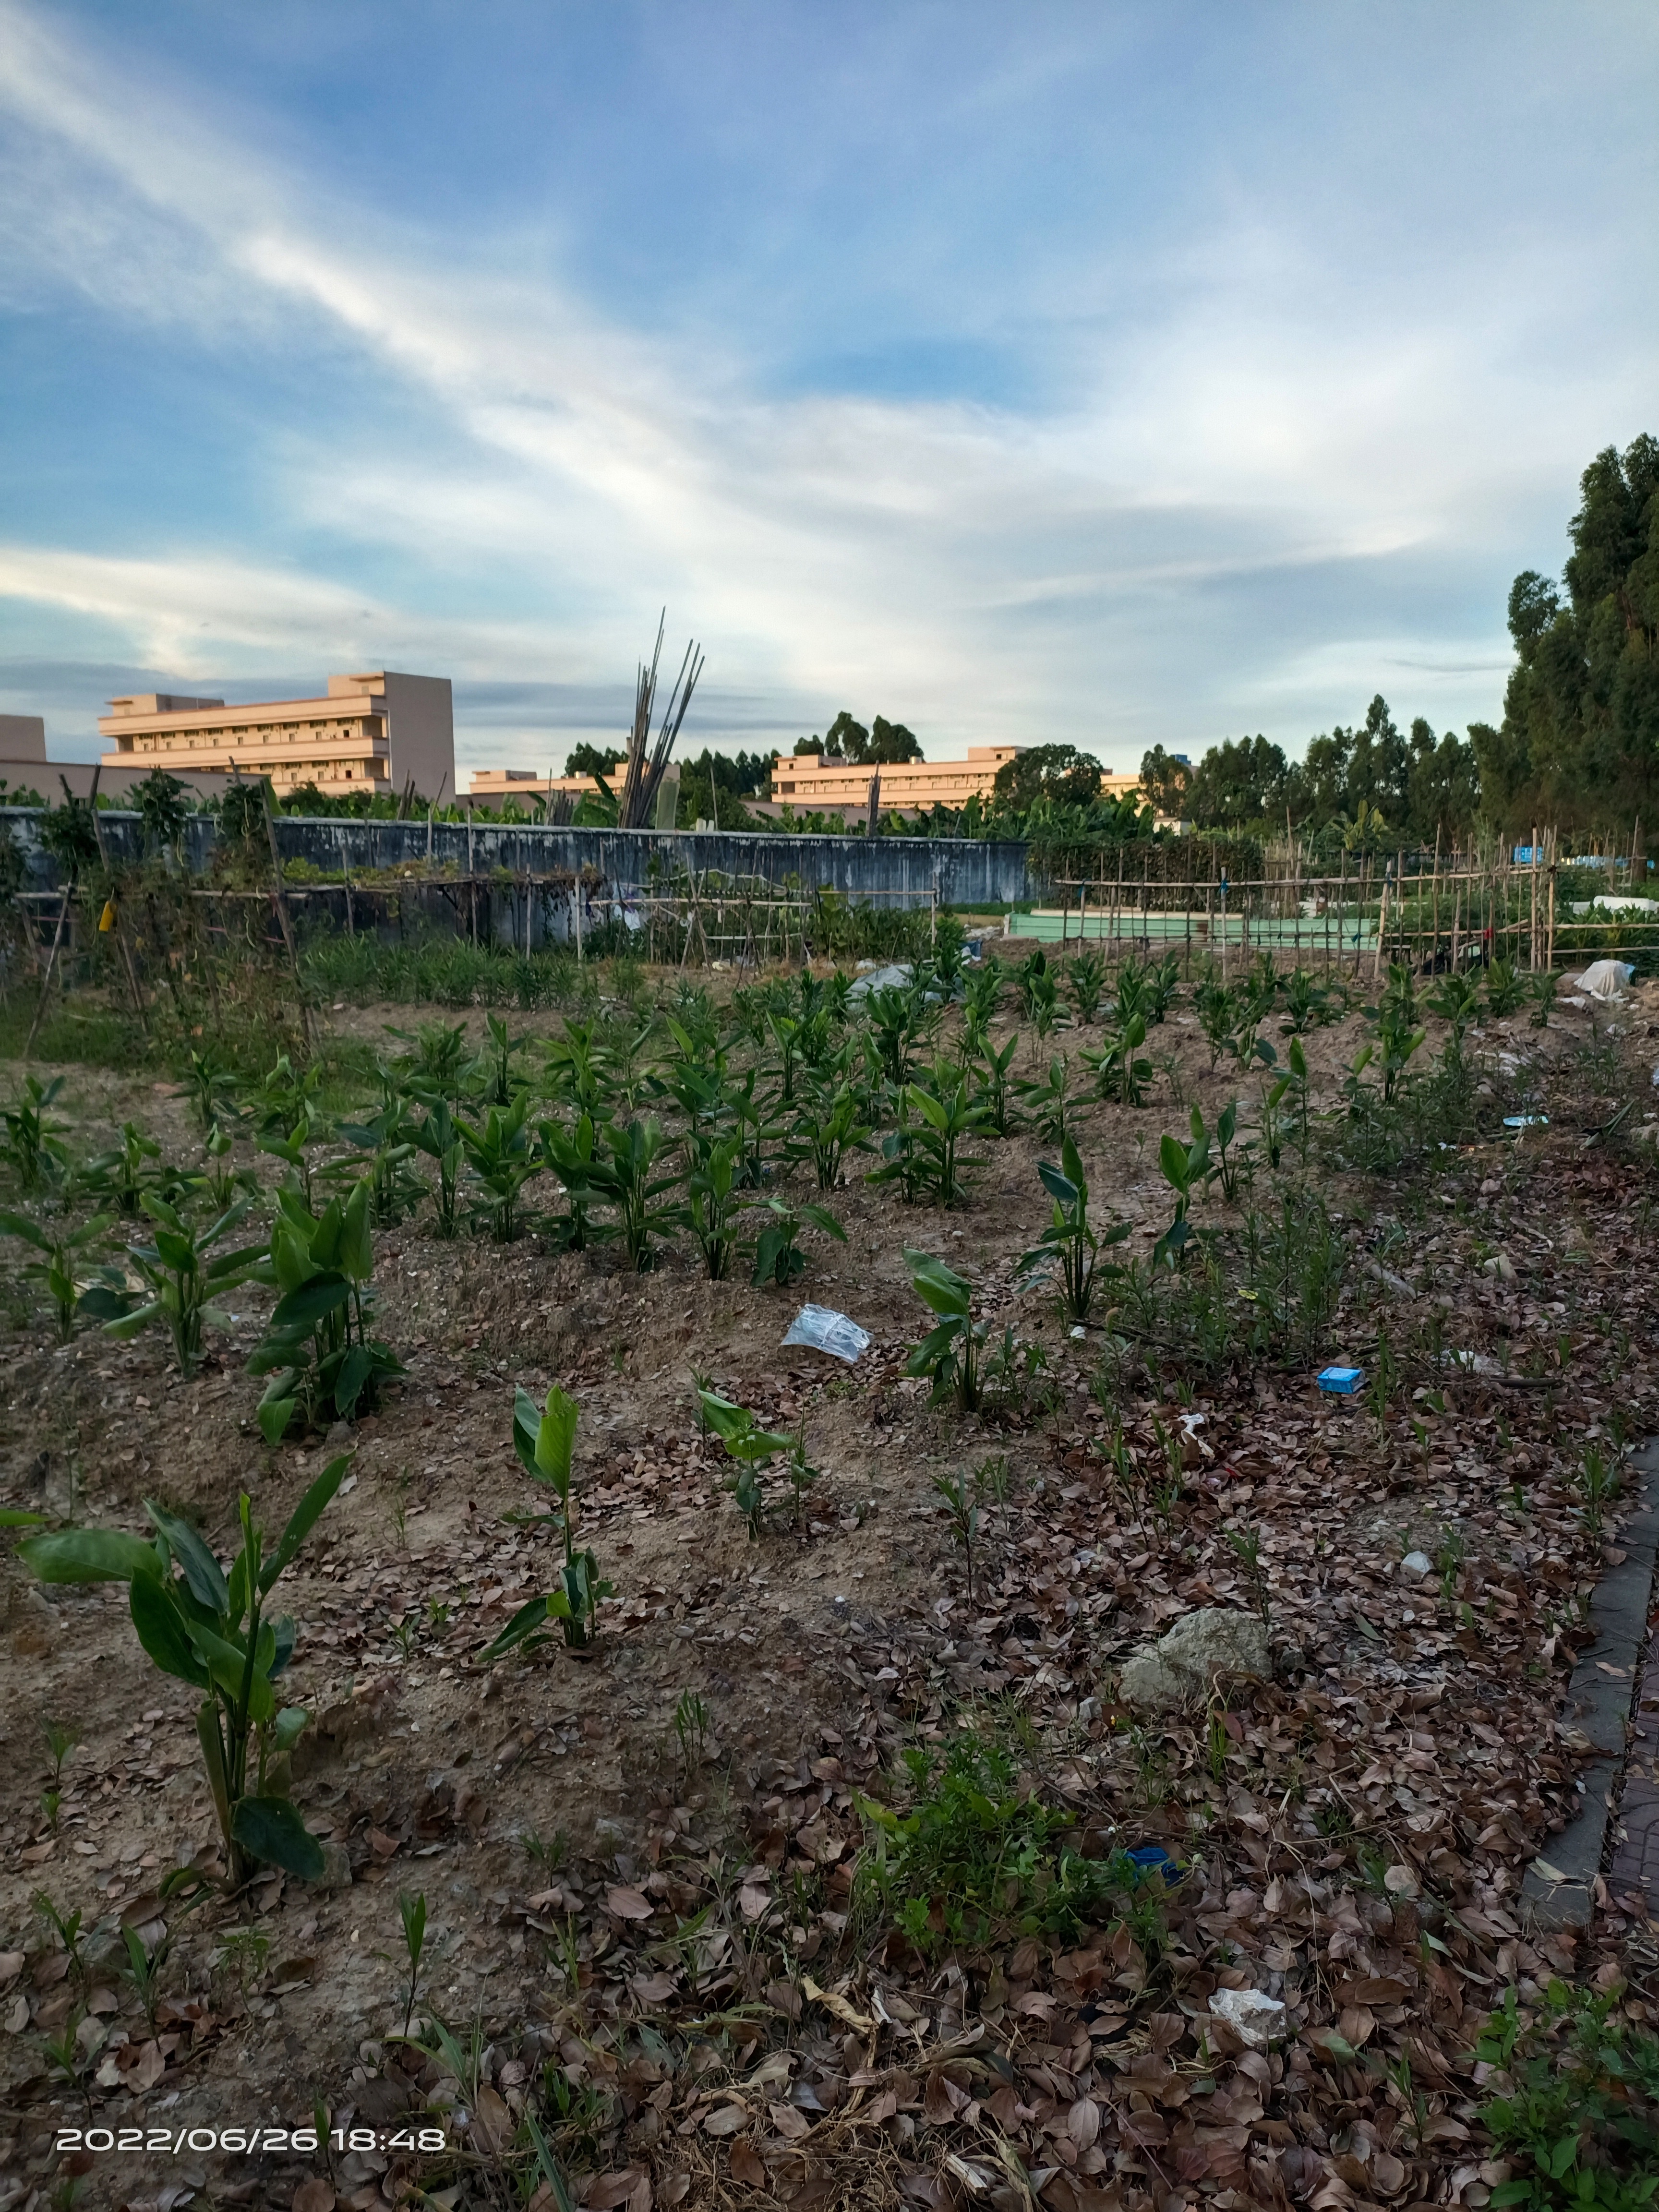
left=0, top=0, right=1654, bottom=767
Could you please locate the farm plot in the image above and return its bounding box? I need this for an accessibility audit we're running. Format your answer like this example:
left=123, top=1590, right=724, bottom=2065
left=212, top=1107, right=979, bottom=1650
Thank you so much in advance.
left=2, top=944, right=1658, bottom=2212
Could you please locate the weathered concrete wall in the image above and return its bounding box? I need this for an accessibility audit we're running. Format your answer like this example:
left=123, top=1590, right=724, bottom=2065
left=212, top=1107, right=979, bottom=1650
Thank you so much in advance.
left=2, top=810, right=1034, bottom=907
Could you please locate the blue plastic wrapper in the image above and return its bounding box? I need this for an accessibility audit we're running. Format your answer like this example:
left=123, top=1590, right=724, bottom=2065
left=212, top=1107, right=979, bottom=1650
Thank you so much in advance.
left=1316, top=1365, right=1363, bottom=1394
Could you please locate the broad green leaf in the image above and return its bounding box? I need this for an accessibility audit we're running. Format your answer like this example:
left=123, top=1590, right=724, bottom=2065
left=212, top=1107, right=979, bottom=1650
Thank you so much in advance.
left=0, top=1209, right=50, bottom=1252
left=262, top=1455, right=349, bottom=1592
left=130, top=1574, right=211, bottom=1688
left=478, top=1593, right=553, bottom=1663
left=531, top=1384, right=578, bottom=1488
left=902, top=1249, right=970, bottom=1318
left=268, top=1614, right=297, bottom=1676
left=20, top=1527, right=162, bottom=1585
left=231, top=1795, right=325, bottom=1880
left=0, top=1507, right=47, bottom=1529
left=271, top=1275, right=350, bottom=1332
left=1158, top=1133, right=1190, bottom=1194
left=339, top=1179, right=373, bottom=1284
left=145, top=1505, right=229, bottom=1615
left=797, top=1203, right=846, bottom=1242
left=1036, top=1161, right=1079, bottom=1210
left=271, top=1706, right=310, bottom=1751
left=335, top=1342, right=374, bottom=1418
left=256, top=1390, right=298, bottom=1447
left=187, top=1621, right=275, bottom=1722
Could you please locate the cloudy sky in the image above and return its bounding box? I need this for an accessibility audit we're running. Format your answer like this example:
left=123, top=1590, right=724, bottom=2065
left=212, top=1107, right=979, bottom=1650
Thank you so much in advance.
left=0, top=2, right=1654, bottom=778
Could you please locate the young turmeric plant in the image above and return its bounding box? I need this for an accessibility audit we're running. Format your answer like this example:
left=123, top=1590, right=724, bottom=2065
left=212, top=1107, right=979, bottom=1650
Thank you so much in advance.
left=481, top=1385, right=614, bottom=1657
left=18, top=1457, right=349, bottom=1887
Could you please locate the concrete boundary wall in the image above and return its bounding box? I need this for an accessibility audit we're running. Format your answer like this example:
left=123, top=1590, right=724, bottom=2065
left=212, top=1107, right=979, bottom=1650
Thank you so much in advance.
left=1, top=811, right=1035, bottom=908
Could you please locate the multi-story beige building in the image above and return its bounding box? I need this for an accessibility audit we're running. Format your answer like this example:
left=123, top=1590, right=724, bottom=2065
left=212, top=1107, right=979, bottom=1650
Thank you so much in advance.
left=98, top=671, right=455, bottom=802
left=468, top=768, right=601, bottom=805
left=768, top=745, right=1143, bottom=818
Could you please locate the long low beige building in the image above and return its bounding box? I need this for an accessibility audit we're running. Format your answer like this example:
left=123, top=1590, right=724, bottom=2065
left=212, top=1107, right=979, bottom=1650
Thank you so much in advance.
left=98, top=671, right=454, bottom=801
left=769, top=745, right=1143, bottom=817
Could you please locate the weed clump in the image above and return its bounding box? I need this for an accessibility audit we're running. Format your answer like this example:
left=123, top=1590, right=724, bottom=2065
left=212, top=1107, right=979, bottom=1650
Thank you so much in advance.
left=855, top=1732, right=1169, bottom=1956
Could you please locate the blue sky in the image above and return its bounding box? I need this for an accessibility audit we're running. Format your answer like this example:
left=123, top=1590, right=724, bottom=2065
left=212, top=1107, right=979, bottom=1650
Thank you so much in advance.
left=0, top=1, right=1655, bottom=778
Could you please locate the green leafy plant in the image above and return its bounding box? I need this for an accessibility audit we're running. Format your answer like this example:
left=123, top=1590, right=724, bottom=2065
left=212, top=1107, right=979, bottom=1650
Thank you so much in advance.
left=1427, top=969, right=1482, bottom=1056
left=247, top=1180, right=403, bottom=1443
left=407, top=1093, right=464, bottom=1238
left=176, top=1049, right=240, bottom=1140
left=791, top=1083, right=874, bottom=1192
left=685, top=1134, right=742, bottom=1280
left=1281, top=967, right=1330, bottom=1033
left=972, top=1031, right=1020, bottom=1138
left=697, top=1385, right=799, bottom=1538
left=1013, top=1054, right=1077, bottom=1148
left=747, top=1192, right=847, bottom=1287
left=1083, top=1010, right=1154, bottom=1106
left=1, top=1075, right=70, bottom=1191
left=104, top=1193, right=262, bottom=1377
left=855, top=1733, right=1166, bottom=1955
left=1486, top=959, right=1528, bottom=1018
left=480, top=1386, right=614, bottom=1656
left=81, top=1123, right=174, bottom=1216
left=1016, top=1135, right=1127, bottom=1322
left=0, top=1209, right=128, bottom=1342
left=397, top=1889, right=427, bottom=2038
left=902, top=1247, right=986, bottom=1411
left=472, top=1012, right=532, bottom=1106
left=1153, top=1108, right=1214, bottom=1266
left=456, top=1089, right=540, bottom=1242
left=1476, top=1980, right=1659, bottom=2212
left=594, top=1116, right=680, bottom=1273
left=41, top=1718, right=81, bottom=1786
left=900, top=1063, right=986, bottom=1207
left=19, top=1458, right=349, bottom=1887
left=1066, top=951, right=1107, bottom=1025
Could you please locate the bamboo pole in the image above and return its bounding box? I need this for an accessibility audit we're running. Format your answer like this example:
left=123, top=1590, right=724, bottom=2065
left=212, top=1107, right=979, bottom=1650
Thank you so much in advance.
left=249, top=768, right=311, bottom=1052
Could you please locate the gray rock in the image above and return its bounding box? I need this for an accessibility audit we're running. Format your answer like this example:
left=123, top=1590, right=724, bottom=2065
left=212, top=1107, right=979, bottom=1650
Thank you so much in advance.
left=313, top=1839, right=353, bottom=1891
left=1118, top=1608, right=1271, bottom=1712
left=1399, top=1551, right=1432, bottom=1583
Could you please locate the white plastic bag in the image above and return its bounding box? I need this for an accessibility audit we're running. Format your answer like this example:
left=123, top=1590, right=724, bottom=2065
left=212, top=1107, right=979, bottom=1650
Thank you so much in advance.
left=782, top=1305, right=870, bottom=1363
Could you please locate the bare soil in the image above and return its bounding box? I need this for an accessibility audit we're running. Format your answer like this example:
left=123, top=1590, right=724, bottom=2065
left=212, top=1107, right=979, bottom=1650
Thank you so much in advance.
left=3, top=967, right=1658, bottom=2212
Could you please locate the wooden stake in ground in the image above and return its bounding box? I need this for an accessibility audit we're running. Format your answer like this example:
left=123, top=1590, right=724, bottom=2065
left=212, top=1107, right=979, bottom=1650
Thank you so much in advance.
left=24, top=765, right=103, bottom=1057
left=252, top=771, right=311, bottom=1053
left=76, top=770, right=150, bottom=1043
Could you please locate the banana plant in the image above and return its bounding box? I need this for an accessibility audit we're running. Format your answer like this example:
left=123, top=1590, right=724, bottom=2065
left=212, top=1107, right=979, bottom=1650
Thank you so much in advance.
left=246, top=1180, right=403, bottom=1443
left=18, top=1457, right=348, bottom=1888
left=455, top=1089, right=539, bottom=1242
left=105, top=1194, right=263, bottom=1376
left=902, top=1248, right=986, bottom=1411
left=697, top=1387, right=798, bottom=1540
left=0, top=1209, right=127, bottom=1342
left=745, top=1193, right=846, bottom=1287
left=1015, top=1136, right=1128, bottom=1323
left=481, top=1387, right=613, bottom=1656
